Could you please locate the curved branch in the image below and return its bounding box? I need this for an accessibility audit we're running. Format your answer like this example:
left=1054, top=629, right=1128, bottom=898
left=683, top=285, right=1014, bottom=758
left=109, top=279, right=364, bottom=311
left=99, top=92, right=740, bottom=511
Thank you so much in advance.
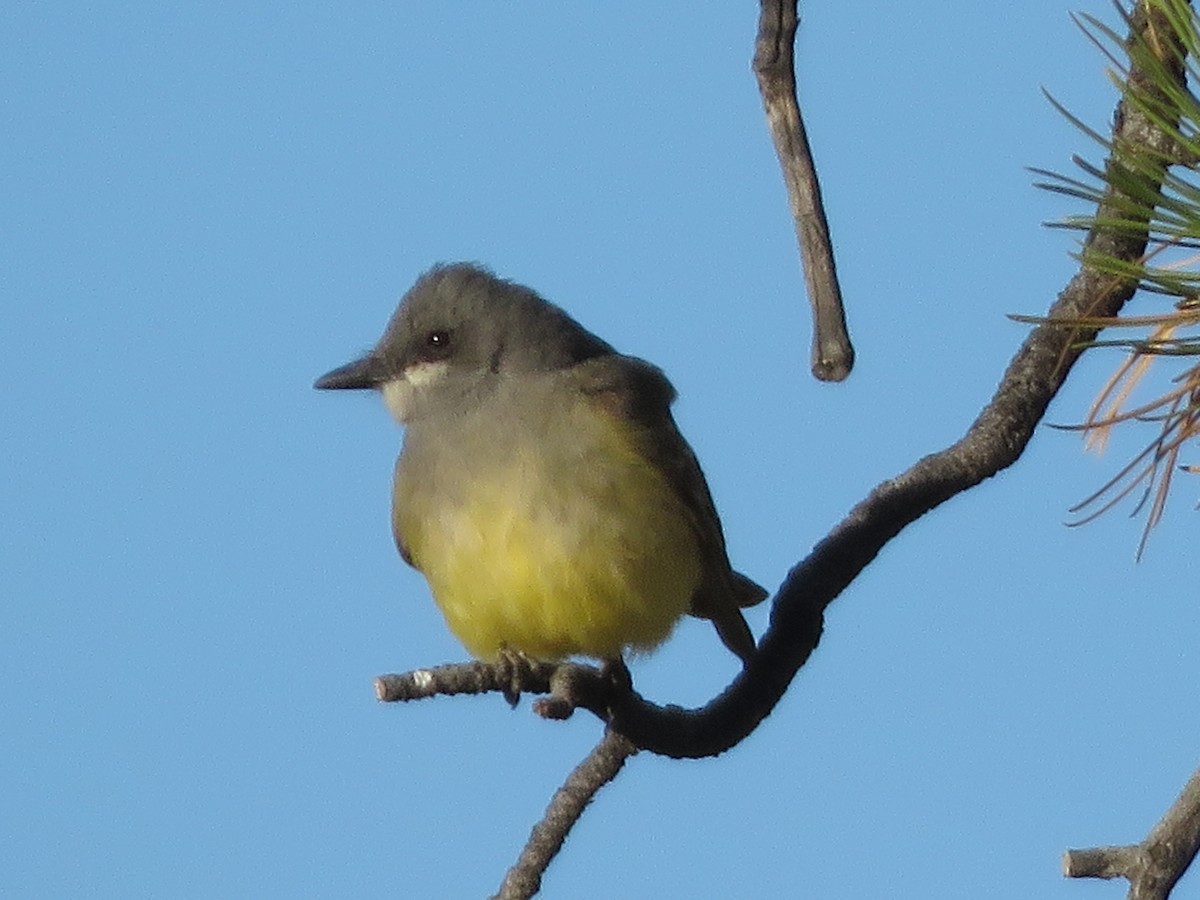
left=608, top=0, right=1184, bottom=759
left=377, top=0, right=1184, bottom=762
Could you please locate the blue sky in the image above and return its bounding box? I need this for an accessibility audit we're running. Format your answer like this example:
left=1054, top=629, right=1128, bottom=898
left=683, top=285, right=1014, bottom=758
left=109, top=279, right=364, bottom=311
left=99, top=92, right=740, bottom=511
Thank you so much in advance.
left=4, top=3, right=1199, bottom=898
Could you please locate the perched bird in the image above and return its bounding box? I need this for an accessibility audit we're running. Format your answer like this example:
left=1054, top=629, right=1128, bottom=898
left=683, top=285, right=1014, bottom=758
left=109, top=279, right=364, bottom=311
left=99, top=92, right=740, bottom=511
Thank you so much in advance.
left=315, top=263, right=766, bottom=665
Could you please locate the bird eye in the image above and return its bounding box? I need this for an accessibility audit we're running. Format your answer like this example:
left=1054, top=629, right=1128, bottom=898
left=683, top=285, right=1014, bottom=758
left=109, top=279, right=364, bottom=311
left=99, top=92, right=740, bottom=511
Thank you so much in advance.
left=424, top=329, right=452, bottom=357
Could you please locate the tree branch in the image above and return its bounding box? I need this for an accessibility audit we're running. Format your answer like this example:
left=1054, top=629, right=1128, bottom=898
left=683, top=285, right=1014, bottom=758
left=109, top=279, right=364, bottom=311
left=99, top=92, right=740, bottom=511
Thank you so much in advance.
left=753, top=0, right=854, bottom=382
left=377, top=0, right=1184, bottom=759
left=1063, top=767, right=1200, bottom=899
left=493, top=730, right=638, bottom=900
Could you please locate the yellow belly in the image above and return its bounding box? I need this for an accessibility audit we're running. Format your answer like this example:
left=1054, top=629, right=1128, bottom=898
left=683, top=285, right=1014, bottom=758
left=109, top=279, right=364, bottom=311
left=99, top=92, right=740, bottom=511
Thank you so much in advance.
left=394, top=417, right=702, bottom=661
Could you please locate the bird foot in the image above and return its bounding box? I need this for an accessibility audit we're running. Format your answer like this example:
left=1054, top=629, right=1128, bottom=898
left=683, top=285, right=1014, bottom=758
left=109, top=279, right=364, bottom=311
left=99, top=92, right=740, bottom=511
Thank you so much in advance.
left=494, top=646, right=537, bottom=708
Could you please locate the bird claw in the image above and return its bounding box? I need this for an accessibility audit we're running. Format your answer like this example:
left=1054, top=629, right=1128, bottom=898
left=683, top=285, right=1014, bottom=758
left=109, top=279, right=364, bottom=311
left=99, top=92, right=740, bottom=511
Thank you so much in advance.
left=494, top=646, right=536, bottom=708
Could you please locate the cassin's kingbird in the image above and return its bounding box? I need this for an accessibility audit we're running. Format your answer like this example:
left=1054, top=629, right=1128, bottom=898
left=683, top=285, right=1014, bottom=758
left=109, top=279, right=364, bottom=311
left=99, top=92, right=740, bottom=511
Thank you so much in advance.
left=316, top=263, right=766, bottom=664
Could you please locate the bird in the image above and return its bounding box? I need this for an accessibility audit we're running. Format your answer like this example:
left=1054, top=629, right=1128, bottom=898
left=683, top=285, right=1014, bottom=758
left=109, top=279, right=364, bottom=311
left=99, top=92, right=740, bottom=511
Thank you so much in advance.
left=315, top=263, right=766, bottom=666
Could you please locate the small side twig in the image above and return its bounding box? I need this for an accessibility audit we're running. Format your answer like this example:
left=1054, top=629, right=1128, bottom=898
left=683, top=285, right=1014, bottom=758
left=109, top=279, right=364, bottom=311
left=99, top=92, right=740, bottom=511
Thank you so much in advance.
left=375, top=659, right=615, bottom=720
left=753, top=0, right=854, bottom=382
left=374, top=659, right=552, bottom=701
left=493, top=730, right=638, bottom=900
left=1063, top=766, right=1200, bottom=899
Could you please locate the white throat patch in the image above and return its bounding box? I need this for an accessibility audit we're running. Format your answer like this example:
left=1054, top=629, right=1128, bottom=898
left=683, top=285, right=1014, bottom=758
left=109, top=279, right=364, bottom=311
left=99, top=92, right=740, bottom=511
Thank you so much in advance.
left=382, top=360, right=450, bottom=423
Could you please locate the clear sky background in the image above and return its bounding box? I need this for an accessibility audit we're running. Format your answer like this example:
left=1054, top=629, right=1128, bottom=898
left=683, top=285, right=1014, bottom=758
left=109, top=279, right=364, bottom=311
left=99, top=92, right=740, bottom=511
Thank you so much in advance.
left=4, top=4, right=1199, bottom=898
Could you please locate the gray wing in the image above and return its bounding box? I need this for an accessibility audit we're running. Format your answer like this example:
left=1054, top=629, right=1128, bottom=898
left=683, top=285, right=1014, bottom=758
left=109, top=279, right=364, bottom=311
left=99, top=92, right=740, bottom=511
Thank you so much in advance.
left=569, top=354, right=766, bottom=663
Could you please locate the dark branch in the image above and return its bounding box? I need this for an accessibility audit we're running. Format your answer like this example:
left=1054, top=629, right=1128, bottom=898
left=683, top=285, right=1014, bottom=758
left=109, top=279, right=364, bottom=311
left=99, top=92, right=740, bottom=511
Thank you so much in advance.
left=377, top=0, right=1184, bottom=758
left=1063, top=767, right=1200, bottom=899
left=493, top=730, right=637, bottom=900
left=752, top=0, right=854, bottom=382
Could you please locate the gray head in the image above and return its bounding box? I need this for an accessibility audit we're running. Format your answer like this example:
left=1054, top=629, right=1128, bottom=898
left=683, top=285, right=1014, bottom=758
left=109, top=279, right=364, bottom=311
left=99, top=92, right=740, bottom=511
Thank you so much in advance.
left=314, top=263, right=613, bottom=422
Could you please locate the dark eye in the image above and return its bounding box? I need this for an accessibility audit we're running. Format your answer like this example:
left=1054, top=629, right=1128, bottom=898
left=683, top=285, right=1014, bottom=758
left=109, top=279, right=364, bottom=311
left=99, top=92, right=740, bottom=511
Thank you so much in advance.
left=424, top=329, right=452, bottom=358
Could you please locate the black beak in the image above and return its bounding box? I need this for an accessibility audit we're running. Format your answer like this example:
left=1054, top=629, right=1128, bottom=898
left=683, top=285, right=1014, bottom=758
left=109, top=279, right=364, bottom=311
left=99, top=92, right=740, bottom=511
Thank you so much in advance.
left=313, top=354, right=388, bottom=390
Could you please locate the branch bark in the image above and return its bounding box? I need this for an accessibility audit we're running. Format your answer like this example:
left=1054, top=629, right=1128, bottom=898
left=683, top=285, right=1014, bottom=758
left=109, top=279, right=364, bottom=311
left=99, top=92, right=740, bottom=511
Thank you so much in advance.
left=1063, top=767, right=1200, bottom=899
left=753, top=0, right=854, bottom=382
left=493, top=730, right=637, bottom=900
